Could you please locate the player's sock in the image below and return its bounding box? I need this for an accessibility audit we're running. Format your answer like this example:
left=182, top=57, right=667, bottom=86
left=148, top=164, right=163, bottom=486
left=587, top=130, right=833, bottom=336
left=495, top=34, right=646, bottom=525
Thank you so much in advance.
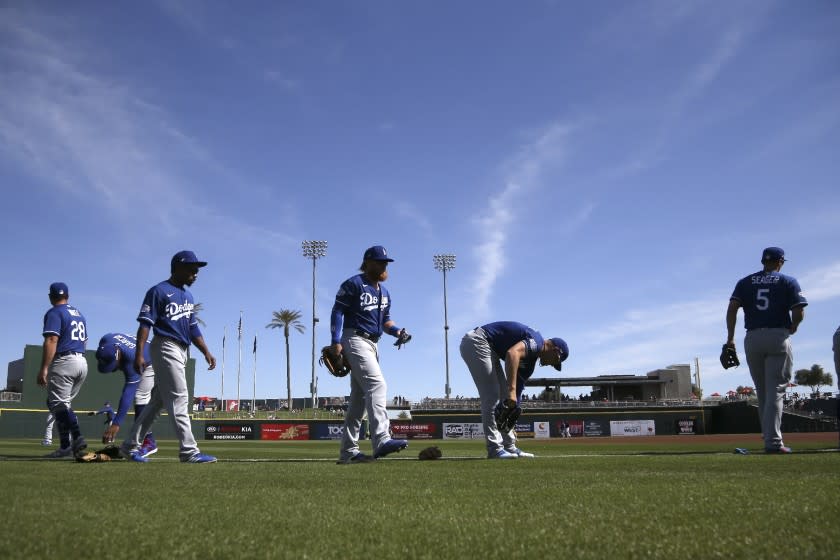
left=54, top=409, right=72, bottom=448
left=62, top=407, right=83, bottom=441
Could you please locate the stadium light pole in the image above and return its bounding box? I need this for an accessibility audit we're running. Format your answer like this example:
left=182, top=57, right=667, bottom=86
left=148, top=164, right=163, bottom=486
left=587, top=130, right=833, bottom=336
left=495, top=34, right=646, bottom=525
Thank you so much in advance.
left=433, top=254, right=456, bottom=400
left=302, top=240, right=327, bottom=410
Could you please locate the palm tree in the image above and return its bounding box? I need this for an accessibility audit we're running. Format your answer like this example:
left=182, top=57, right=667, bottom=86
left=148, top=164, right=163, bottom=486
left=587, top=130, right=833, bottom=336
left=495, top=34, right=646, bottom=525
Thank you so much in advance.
left=193, top=302, right=206, bottom=327
left=266, top=309, right=306, bottom=411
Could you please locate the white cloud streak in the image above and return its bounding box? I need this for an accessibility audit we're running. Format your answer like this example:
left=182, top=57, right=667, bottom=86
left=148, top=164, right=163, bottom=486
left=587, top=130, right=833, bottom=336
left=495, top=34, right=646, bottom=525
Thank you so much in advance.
left=468, top=122, right=575, bottom=312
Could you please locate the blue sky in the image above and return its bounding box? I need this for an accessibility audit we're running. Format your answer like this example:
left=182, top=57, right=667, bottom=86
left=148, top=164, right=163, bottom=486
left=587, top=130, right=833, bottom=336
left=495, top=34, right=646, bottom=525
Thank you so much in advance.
left=2, top=1, right=839, bottom=404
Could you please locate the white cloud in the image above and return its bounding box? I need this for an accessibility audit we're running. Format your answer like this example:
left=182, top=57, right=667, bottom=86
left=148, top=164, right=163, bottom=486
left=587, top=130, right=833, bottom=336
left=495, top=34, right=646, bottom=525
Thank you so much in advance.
left=468, top=122, right=575, bottom=313
left=800, top=261, right=840, bottom=302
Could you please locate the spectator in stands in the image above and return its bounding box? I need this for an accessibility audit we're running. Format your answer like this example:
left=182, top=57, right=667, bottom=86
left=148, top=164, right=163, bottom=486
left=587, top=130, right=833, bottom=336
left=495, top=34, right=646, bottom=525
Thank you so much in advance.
left=459, top=321, right=568, bottom=459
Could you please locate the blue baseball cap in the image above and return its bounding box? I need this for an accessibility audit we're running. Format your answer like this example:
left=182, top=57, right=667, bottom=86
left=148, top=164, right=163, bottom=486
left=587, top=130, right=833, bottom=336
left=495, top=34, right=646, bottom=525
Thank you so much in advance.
left=549, top=337, right=569, bottom=371
left=761, top=247, right=785, bottom=262
left=95, top=342, right=119, bottom=374
left=49, top=282, right=68, bottom=298
left=171, top=250, right=208, bottom=268
left=363, top=245, right=394, bottom=262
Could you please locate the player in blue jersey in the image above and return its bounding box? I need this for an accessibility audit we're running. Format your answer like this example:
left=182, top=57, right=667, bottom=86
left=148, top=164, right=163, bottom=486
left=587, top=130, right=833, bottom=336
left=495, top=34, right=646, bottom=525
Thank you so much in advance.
left=331, top=245, right=411, bottom=463
left=95, top=333, right=157, bottom=456
left=119, top=250, right=217, bottom=463
left=37, top=282, right=89, bottom=459
left=725, top=247, right=807, bottom=454
left=460, top=321, right=568, bottom=459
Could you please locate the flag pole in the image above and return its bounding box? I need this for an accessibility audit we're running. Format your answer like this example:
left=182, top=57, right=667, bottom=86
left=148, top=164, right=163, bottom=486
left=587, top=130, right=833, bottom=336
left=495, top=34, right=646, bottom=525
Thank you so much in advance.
left=221, top=326, right=226, bottom=412
left=237, top=311, right=242, bottom=412
left=252, top=335, right=257, bottom=415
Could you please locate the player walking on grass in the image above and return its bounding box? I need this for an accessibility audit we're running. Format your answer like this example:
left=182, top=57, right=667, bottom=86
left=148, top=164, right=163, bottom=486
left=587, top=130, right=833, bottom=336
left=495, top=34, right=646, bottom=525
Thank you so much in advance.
left=38, top=282, right=89, bottom=459
left=330, top=245, right=411, bottom=464
left=120, top=250, right=217, bottom=463
left=725, top=247, right=807, bottom=454
left=460, top=321, right=568, bottom=459
left=95, top=333, right=157, bottom=456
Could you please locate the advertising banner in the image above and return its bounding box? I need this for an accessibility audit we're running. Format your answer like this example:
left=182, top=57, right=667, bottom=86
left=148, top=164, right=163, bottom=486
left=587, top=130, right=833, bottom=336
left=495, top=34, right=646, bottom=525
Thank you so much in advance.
left=610, top=419, right=656, bottom=437
left=676, top=418, right=697, bottom=435
left=311, top=423, right=344, bottom=440
left=205, top=423, right=255, bottom=440
left=534, top=421, right=550, bottom=439
left=390, top=422, right=437, bottom=439
left=261, top=423, right=310, bottom=441
left=583, top=420, right=607, bottom=437
left=513, top=421, right=534, bottom=438
left=443, top=423, right=484, bottom=439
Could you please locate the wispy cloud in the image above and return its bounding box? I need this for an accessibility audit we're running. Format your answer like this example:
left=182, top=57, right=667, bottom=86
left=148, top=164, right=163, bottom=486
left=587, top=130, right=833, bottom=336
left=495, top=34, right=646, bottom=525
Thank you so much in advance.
left=0, top=15, right=293, bottom=249
left=800, top=261, right=840, bottom=302
left=393, top=202, right=432, bottom=239
left=468, top=122, right=575, bottom=312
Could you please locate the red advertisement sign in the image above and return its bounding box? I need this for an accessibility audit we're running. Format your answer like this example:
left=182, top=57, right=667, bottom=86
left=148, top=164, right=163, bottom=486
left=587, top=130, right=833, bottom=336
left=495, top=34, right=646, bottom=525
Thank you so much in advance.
left=390, top=422, right=437, bottom=439
left=261, top=423, right=310, bottom=441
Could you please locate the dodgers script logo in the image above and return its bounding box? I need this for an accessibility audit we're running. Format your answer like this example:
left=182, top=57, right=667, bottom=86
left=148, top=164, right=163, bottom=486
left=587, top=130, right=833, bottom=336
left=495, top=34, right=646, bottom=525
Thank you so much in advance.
left=166, top=301, right=195, bottom=321
left=359, top=292, right=389, bottom=312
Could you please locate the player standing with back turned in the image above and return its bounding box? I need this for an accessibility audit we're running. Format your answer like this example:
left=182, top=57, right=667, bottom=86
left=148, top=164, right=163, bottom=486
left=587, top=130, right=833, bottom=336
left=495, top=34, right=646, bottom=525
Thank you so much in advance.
left=38, top=282, right=89, bottom=459
left=725, top=247, right=807, bottom=453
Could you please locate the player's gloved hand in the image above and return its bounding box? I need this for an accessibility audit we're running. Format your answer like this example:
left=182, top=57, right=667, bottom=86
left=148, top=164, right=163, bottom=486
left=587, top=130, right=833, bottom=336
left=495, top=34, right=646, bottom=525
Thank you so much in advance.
left=102, top=424, right=120, bottom=444
left=393, top=329, right=412, bottom=349
left=719, top=343, right=740, bottom=369
left=493, top=399, right=521, bottom=433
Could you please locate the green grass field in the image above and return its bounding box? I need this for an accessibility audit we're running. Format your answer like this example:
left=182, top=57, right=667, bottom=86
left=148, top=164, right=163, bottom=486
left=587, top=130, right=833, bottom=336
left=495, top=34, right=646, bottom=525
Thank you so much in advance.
left=2, top=435, right=838, bottom=559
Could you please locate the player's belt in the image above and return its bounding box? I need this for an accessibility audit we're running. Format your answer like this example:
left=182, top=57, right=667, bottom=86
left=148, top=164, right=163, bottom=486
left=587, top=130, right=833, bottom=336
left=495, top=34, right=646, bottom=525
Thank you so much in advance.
left=57, top=351, right=83, bottom=357
left=354, top=330, right=380, bottom=343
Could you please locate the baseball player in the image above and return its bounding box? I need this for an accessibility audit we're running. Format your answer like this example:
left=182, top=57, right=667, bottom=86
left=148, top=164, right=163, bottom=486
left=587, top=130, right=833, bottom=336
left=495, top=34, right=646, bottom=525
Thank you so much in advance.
left=460, top=321, right=568, bottom=459
left=725, top=247, right=807, bottom=453
left=38, top=282, right=89, bottom=459
left=119, top=250, right=217, bottom=463
left=330, top=245, right=411, bottom=463
left=95, top=333, right=157, bottom=456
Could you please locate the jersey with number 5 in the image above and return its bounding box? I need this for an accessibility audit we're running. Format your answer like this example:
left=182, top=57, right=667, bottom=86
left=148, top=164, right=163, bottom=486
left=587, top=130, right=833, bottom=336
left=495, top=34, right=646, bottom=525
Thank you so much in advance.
left=43, top=304, right=88, bottom=354
left=731, top=270, right=808, bottom=330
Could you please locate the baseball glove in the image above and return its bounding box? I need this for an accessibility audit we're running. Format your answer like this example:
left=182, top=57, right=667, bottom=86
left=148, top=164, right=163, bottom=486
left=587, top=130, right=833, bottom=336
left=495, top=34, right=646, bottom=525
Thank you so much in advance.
left=75, top=451, right=113, bottom=463
left=720, top=344, right=740, bottom=369
left=393, top=329, right=412, bottom=349
left=494, top=399, right=521, bottom=433
left=418, top=446, right=442, bottom=461
left=319, top=346, right=351, bottom=377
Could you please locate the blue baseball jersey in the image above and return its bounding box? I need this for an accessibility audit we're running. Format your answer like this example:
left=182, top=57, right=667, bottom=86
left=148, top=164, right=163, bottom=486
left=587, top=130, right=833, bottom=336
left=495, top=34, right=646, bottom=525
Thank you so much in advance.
left=331, top=274, right=392, bottom=341
left=731, top=271, right=808, bottom=330
left=98, top=333, right=150, bottom=426
left=137, top=280, right=201, bottom=345
left=42, top=304, right=88, bottom=354
left=480, top=321, right=545, bottom=394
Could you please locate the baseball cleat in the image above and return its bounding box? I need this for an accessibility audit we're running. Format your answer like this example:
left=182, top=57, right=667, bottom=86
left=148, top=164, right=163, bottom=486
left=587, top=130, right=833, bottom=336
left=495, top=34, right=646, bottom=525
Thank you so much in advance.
left=765, top=446, right=792, bottom=454
left=44, top=447, right=73, bottom=459
left=506, top=447, right=535, bottom=458
left=128, top=452, right=150, bottom=463
left=374, top=439, right=408, bottom=459
left=336, top=452, right=375, bottom=465
left=71, top=436, right=88, bottom=456
left=488, top=449, right=518, bottom=459
left=734, top=448, right=750, bottom=455
left=139, top=442, right=158, bottom=458
left=183, top=453, right=217, bottom=463
left=41, top=439, right=53, bottom=446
